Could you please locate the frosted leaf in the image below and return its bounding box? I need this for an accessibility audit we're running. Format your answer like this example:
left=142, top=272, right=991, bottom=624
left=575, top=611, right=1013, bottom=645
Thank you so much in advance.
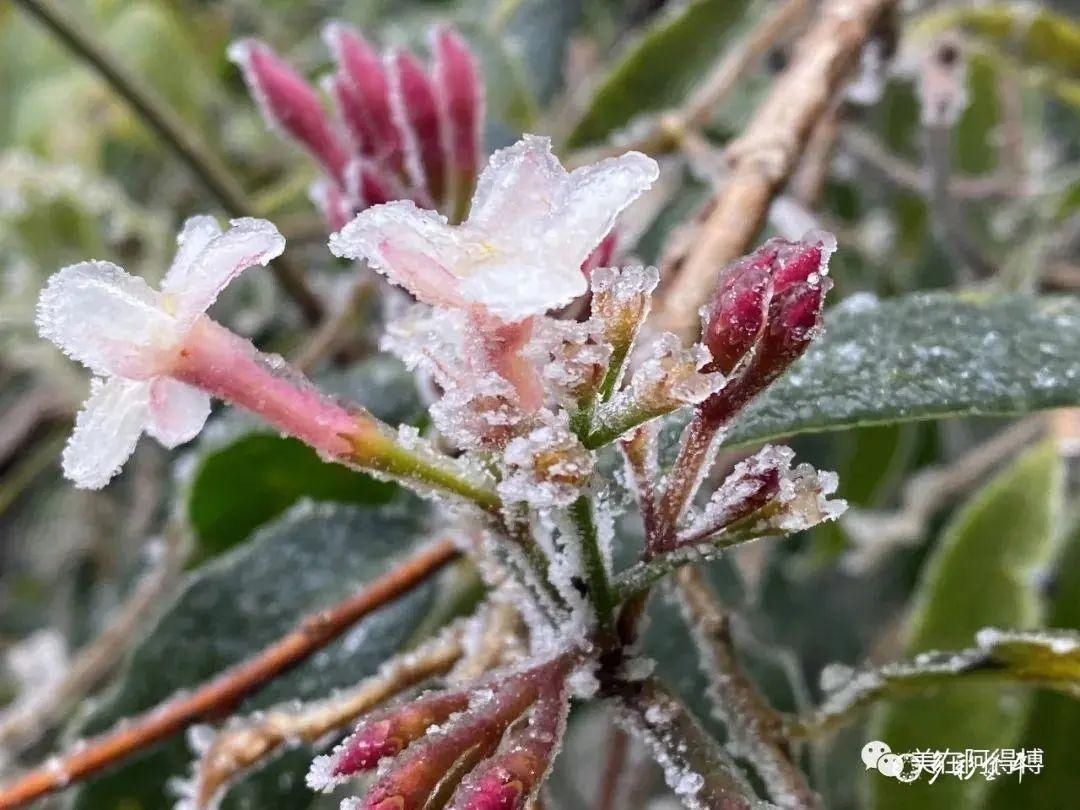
left=63, top=377, right=151, bottom=489
left=499, top=417, right=594, bottom=508
left=36, top=260, right=174, bottom=378
left=145, top=377, right=212, bottom=448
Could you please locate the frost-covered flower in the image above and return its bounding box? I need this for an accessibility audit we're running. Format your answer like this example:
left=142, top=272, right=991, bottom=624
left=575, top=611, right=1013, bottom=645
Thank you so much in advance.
left=329, top=135, right=658, bottom=322
left=36, top=217, right=284, bottom=488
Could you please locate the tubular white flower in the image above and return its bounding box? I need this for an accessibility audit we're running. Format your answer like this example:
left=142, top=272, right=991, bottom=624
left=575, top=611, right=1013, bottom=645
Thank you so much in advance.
left=36, top=216, right=285, bottom=489
left=329, top=135, right=659, bottom=321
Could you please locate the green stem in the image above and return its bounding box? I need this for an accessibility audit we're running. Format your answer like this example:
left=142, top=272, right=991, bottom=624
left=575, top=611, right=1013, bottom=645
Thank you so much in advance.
left=13, top=0, right=323, bottom=324
left=568, top=495, right=617, bottom=634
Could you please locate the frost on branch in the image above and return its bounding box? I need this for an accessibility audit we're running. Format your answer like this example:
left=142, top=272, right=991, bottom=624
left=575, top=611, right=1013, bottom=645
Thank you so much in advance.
left=35, top=217, right=284, bottom=488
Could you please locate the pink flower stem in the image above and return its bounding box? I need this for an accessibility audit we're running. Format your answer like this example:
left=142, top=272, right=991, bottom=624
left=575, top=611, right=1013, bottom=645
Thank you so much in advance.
left=171, top=317, right=501, bottom=512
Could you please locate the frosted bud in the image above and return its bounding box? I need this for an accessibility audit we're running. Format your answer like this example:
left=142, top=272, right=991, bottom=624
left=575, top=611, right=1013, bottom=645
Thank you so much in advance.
left=228, top=40, right=348, bottom=182
left=627, top=333, right=726, bottom=411
left=590, top=265, right=658, bottom=363
left=699, top=232, right=835, bottom=425
left=499, top=418, right=594, bottom=508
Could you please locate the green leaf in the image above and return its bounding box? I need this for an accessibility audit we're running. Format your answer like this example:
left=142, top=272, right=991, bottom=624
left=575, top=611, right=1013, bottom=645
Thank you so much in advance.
left=565, top=0, right=753, bottom=147
left=186, top=357, right=424, bottom=557
left=72, top=500, right=437, bottom=810
left=869, top=441, right=1065, bottom=810
left=987, top=516, right=1080, bottom=810
left=723, top=293, right=1080, bottom=448
left=491, top=0, right=583, bottom=104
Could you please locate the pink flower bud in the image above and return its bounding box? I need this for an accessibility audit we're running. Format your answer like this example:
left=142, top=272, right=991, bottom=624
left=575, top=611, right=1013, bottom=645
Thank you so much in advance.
left=699, top=234, right=835, bottom=424
left=323, top=23, right=405, bottom=174
left=310, top=179, right=354, bottom=232
left=228, top=40, right=349, bottom=182
left=321, top=690, right=471, bottom=782
left=432, top=26, right=483, bottom=210
left=346, top=158, right=408, bottom=209
left=449, top=686, right=568, bottom=810
left=390, top=50, right=447, bottom=205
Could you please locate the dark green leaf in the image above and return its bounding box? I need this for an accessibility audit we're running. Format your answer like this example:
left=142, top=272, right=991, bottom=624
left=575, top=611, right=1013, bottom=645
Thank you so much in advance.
left=987, top=516, right=1080, bottom=810
left=724, top=293, right=1080, bottom=448
left=492, top=0, right=583, bottom=104
left=565, top=0, right=753, bottom=147
left=73, top=500, right=437, bottom=810
left=869, top=441, right=1065, bottom=810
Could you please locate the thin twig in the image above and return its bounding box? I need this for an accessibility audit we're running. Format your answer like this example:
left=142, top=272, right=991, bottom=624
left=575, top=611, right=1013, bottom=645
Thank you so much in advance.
left=12, top=0, right=324, bottom=324
left=570, top=0, right=811, bottom=166
left=841, top=416, right=1046, bottom=570
left=0, top=385, right=69, bottom=468
left=616, top=677, right=758, bottom=809
left=677, top=567, right=819, bottom=809
left=188, top=619, right=467, bottom=808
left=292, top=279, right=375, bottom=374
left=840, top=127, right=1018, bottom=199
left=0, top=523, right=188, bottom=755
left=654, top=0, right=900, bottom=339
left=0, top=539, right=458, bottom=809
left=594, top=723, right=630, bottom=810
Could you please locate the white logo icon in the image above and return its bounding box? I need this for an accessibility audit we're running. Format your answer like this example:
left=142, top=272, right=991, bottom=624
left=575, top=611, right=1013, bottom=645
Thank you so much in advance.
left=861, top=740, right=891, bottom=770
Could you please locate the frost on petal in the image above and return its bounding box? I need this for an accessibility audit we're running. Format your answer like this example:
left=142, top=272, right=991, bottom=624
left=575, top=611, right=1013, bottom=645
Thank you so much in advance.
left=330, top=201, right=467, bottom=308
left=62, top=377, right=151, bottom=489
left=36, top=260, right=174, bottom=378
left=165, top=215, right=222, bottom=282
left=455, top=250, right=586, bottom=322
left=466, top=135, right=565, bottom=236
left=542, top=151, right=659, bottom=267
left=164, top=218, right=285, bottom=326
left=145, top=377, right=211, bottom=448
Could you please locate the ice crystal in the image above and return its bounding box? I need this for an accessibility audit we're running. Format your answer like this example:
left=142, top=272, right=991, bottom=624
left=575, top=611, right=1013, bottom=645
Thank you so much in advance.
left=36, top=216, right=284, bottom=488
left=499, top=417, right=594, bottom=509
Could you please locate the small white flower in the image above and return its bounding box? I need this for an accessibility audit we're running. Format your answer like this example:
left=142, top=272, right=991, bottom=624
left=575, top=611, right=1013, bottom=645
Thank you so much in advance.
left=37, top=216, right=285, bottom=488
left=329, top=135, right=659, bottom=321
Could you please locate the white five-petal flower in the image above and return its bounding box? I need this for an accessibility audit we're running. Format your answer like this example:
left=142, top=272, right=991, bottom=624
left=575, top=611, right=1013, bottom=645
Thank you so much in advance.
left=37, top=216, right=285, bottom=489
left=328, top=135, right=659, bottom=321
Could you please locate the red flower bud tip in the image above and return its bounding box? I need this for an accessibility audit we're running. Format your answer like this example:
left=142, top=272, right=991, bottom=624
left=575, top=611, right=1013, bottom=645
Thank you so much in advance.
left=390, top=50, right=447, bottom=205
left=228, top=39, right=349, bottom=182
left=431, top=26, right=483, bottom=190
left=456, top=771, right=524, bottom=810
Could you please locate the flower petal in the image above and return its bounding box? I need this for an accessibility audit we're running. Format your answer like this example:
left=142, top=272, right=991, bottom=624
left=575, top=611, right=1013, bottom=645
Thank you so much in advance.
left=456, top=254, right=587, bottom=321
left=164, top=215, right=223, bottom=285
left=165, top=217, right=286, bottom=326
left=543, top=150, right=659, bottom=268
left=329, top=201, right=467, bottom=308
left=145, top=377, right=211, bottom=447
left=36, top=260, right=174, bottom=378
left=466, top=135, right=565, bottom=236
left=62, top=377, right=150, bottom=489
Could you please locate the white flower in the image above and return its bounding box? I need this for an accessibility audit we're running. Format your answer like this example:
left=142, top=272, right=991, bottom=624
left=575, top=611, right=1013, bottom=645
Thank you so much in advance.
left=328, top=135, right=659, bottom=321
left=37, top=216, right=285, bottom=488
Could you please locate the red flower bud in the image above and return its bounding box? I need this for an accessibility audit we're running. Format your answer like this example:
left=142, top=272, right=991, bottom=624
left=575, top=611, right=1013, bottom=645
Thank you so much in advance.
left=390, top=50, right=447, bottom=206
left=228, top=40, right=349, bottom=182
left=699, top=234, right=835, bottom=424
left=581, top=231, right=619, bottom=277
left=431, top=26, right=483, bottom=193
left=323, top=23, right=405, bottom=174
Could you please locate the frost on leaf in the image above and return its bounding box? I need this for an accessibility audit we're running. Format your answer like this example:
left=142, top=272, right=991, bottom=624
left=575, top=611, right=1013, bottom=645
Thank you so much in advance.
left=36, top=216, right=284, bottom=488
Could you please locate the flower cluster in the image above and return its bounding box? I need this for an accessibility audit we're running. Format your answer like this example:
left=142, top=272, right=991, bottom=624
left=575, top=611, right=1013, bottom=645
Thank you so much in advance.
left=36, top=124, right=844, bottom=808
left=230, top=24, right=482, bottom=228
